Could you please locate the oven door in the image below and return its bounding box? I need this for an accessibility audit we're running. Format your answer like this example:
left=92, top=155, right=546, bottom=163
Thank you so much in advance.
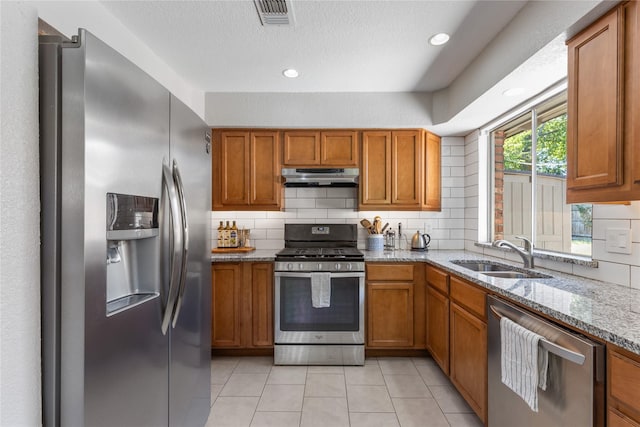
left=274, top=271, right=365, bottom=345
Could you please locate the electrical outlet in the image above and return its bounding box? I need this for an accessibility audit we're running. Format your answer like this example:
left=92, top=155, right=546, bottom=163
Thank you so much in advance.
left=605, top=228, right=632, bottom=254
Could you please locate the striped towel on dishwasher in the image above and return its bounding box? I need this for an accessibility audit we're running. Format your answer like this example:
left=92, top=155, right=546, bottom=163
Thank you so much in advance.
left=500, top=316, right=549, bottom=412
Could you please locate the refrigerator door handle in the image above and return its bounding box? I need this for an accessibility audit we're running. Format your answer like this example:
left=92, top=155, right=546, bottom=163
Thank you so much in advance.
left=161, top=161, right=184, bottom=335
left=171, top=160, right=190, bottom=328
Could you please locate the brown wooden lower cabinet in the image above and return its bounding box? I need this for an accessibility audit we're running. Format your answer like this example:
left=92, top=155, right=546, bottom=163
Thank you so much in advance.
left=211, top=262, right=273, bottom=349
left=426, top=265, right=450, bottom=374
left=367, top=282, right=414, bottom=347
left=365, top=263, right=426, bottom=350
left=609, top=345, right=640, bottom=425
left=449, top=301, right=487, bottom=424
left=426, top=285, right=449, bottom=374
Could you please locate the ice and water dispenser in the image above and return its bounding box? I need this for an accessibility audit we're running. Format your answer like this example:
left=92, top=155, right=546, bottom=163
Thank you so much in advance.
left=106, top=193, right=160, bottom=316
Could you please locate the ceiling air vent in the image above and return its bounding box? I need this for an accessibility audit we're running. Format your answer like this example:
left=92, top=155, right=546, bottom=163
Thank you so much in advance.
left=254, top=0, right=294, bottom=26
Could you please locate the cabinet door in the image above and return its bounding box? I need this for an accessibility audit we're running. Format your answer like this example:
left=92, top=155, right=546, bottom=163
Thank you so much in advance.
left=366, top=282, right=414, bottom=347
left=567, top=9, right=623, bottom=191
left=321, top=131, right=359, bottom=167
left=360, top=131, right=392, bottom=206
left=392, top=130, right=422, bottom=207
left=211, top=263, right=242, bottom=347
left=628, top=1, right=640, bottom=189
left=423, top=132, right=441, bottom=211
left=450, top=302, right=487, bottom=423
left=214, top=131, right=250, bottom=208
left=426, top=286, right=450, bottom=375
left=283, top=131, right=321, bottom=166
left=250, top=131, right=281, bottom=208
left=251, top=263, right=274, bottom=348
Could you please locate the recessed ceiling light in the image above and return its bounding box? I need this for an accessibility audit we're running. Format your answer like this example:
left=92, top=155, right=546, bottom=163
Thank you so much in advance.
left=283, top=68, right=299, bottom=78
left=502, top=87, right=526, bottom=97
left=429, top=33, right=450, bottom=46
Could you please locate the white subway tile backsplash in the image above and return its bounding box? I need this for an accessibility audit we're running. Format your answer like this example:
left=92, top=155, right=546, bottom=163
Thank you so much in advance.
left=450, top=208, right=465, bottom=219
left=254, top=218, right=285, bottom=229
left=451, top=167, right=465, bottom=177
left=442, top=198, right=464, bottom=209
left=592, top=219, right=631, bottom=240
left=296, top=188, right=327, bottom=198
left=438, top=219, right=464, bottom=229
left=592, top=240, right=640, bottom=266
left=439, top=240, right=464, bottom=250
left=315, top=198, right=347, bottom=209
left=286, top=198, right=316, bottom=209
left=442, top=177, right=465, bottom=188
left=593, top=202, right=640, bottom=220
left=631, top=266, right=640, bottom=290
left=442, top=156, right=464, bottom=167
left=296, top=209, right=328, bottom=218
left=326, top=210, right=359, bottom=219
left=450, top=189, right=465, bottom=199
left=573, top=261, right=630, bottom=287
left=451, top=146, right=465, bottom=156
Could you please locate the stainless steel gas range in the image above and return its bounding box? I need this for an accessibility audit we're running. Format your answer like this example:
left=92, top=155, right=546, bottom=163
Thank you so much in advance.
left=274, top=224, right=365, bottom=365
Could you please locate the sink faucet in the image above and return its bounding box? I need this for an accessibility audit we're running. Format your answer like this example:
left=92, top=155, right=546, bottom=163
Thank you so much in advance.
left=492, top=236, right=534, bottom=269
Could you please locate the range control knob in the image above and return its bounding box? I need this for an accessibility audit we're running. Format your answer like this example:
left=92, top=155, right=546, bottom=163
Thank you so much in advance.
left=335, top=263, right=341, bottom=270
left=317, top=263, right=322, bottom=271
left=298, top=263, right=303, bottom=270
left=287, top=263, right=293, bottom=271
left=346, top=263, right=353, bottom=271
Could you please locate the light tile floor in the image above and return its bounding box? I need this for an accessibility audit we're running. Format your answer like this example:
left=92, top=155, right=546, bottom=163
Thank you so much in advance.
left=206, top=356, right=483, bottom=427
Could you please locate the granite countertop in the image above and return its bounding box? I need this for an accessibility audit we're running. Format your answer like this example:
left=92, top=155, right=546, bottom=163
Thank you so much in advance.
left=212, top=248, right=640, bottom=356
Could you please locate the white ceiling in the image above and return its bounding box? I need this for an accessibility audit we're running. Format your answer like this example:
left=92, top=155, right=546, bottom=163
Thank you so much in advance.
left=100, top=0, right=527, bottom=93
left=97, top=0, right=608, bottom=134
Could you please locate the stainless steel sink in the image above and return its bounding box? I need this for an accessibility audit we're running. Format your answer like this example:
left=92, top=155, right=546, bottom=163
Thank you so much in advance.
left=481, top=271, right=551, bottom=279
left=450, top=259, right=552, bottom=279
left=450, top=260, right=514, bottom=272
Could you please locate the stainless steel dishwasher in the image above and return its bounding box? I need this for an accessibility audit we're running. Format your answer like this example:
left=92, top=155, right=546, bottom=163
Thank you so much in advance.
left=487, top=295, right=605, bottom=427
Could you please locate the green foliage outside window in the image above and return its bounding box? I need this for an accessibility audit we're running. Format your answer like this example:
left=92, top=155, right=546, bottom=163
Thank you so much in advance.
left=503, top=114, right=567, bottom=176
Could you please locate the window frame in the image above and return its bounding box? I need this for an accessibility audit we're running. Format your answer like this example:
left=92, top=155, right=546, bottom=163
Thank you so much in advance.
left=478, top=80, right=594, bottom=262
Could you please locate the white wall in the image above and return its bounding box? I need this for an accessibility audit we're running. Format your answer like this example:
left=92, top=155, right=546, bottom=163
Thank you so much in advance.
left=205, top=92, right=433, bottom=129
left=211, top=137, right=465, bottom=251
left=35, top=1, right=205, bottom=118
left=0, top=3, right=42, bottom=425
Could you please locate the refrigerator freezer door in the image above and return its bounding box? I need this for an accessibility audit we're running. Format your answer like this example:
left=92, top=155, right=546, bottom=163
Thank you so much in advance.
left=53, top=30, right=171, bottom=426
left=168, top=95, right=212, bottom=426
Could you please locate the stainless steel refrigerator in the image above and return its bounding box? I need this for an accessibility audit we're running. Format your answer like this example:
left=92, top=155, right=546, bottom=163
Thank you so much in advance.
left=39, top=29, right=211, bottom=426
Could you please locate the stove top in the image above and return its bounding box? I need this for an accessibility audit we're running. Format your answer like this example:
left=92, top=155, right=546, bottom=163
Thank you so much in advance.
left=275, top=247, right=364, bottom=259
left=275, top=224, right=364, bottom=272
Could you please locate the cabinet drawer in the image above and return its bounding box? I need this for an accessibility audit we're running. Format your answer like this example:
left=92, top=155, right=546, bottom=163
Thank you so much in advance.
left=426, top=265, right=449, bottom=294
left=610, top=408, right=640, bottom=427
left=366, top=263, right=414, bottom=281
left=450, top=277, right=486, bottom=320
left=610, top=349, right=640, bottom=416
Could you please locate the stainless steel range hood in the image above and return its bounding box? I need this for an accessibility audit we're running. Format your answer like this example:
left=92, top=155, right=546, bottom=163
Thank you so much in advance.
left=282, top=168, right=359, bottom=187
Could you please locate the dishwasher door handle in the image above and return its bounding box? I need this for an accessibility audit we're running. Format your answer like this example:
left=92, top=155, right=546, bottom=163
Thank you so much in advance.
left=489, top=305, right=586, bottom=365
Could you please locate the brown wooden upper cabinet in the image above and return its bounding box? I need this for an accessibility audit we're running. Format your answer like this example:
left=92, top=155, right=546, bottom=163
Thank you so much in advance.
left=282, top=130, right=359, bottom=167
left=360, top=129, right=441, bottom=210
left=566, top=1, right=640, bottom=203
left=212, top=129, right=281, bottom=210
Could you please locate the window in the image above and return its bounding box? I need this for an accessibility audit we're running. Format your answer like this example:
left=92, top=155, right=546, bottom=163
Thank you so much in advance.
left=492, top=92, right=592, bottom=256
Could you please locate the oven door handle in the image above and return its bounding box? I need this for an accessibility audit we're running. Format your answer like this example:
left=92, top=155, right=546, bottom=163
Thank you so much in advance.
left=274, top=271, right=365, bottom=278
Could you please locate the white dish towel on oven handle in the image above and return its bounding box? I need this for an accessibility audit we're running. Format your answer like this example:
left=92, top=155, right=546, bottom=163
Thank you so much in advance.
left=310, top=272, right=331, bottom=308
left=500, top=316, right=549, bottom=412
